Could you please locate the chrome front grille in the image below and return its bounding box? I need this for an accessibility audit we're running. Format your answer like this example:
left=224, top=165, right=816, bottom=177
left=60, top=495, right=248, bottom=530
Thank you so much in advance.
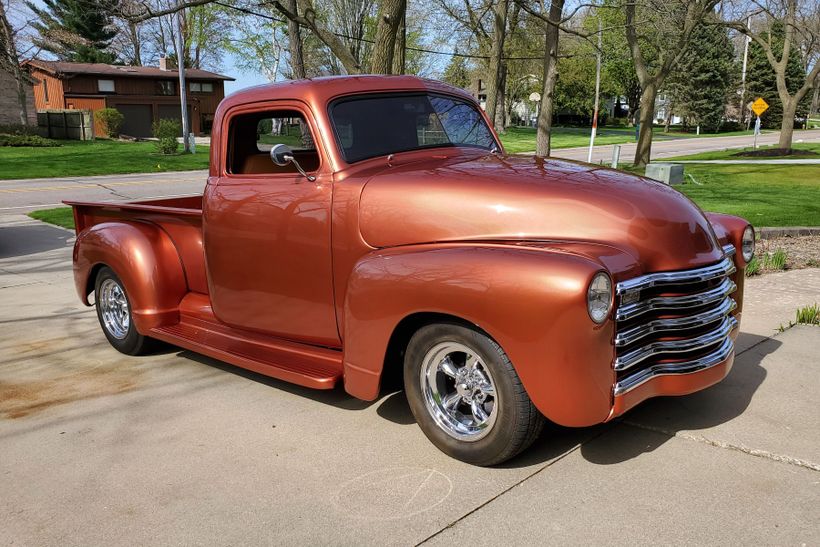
left=613, top=245, right=739, bottom=396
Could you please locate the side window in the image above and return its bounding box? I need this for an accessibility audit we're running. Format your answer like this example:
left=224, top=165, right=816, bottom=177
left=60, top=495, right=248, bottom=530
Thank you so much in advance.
left=228, top=109, right=319, bottom=175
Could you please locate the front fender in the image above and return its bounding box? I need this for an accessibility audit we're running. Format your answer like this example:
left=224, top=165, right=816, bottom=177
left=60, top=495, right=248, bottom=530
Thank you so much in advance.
left=73, top=221, right=187, bottom=333
left=342, top=243, right=617, bottom=427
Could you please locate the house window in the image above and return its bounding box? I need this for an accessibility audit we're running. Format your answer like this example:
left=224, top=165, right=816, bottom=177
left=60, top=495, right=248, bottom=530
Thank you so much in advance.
left=190, top=82, right=213, bottom=93
left=158, top=81, right=176, bottom=95
left=43, top=79, right=49, bottom=102
left=98, top=79, right=115, bottom=93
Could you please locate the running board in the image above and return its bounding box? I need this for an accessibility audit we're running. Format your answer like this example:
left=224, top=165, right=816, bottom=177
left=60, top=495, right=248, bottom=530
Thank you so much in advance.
left=150, top=301, right=342, bottom=390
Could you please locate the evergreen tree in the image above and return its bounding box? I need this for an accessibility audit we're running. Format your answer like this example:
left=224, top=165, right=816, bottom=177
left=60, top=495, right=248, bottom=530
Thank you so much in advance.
left=666, top=20, right=736, bottom=132
left=745, top=20, right=806, bottom=129
left=28, top=0, right=117, bottom=63
left=442, top=53, right=470, bottom=90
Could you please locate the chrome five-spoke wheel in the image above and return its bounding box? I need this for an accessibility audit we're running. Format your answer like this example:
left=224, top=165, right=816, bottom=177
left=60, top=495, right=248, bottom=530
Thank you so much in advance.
left=420, top=342, right=498, bottom=441
left=99, top=277, right=130, bottom=339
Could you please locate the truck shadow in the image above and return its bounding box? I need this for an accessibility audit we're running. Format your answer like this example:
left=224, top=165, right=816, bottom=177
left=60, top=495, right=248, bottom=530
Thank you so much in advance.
left=0, top=223, right=73, bottom=259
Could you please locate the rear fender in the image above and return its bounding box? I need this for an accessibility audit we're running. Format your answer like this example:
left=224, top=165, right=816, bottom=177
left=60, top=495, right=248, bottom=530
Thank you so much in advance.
left=73, top=221, right=187, bottom=333
left=342, top=244, right=617, bottom=427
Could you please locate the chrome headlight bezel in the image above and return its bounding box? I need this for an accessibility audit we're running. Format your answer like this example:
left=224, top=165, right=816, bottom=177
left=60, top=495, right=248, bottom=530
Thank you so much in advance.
left=741, top=225, right=755, bottom=263
left=587, top=272, right=613, bottom=324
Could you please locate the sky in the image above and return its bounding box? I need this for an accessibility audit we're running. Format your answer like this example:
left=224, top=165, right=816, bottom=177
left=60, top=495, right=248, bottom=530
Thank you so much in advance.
left=222, top=53, right=269, bottom=96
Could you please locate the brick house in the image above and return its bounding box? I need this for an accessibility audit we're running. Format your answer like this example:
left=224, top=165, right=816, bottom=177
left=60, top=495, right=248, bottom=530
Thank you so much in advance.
left=0, top=69, right=36, bottom=126
left=24, top=59, right=234, bottom=137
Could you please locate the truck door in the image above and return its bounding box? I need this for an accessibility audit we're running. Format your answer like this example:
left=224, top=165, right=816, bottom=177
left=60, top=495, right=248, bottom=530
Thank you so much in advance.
left=203, top=102, right=340, bottom=347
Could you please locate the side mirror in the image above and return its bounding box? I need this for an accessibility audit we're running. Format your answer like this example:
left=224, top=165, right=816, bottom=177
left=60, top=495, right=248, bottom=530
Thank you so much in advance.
left=270, top=143, right=292, bottom=166
left=269, top=143, right=316, bottom=182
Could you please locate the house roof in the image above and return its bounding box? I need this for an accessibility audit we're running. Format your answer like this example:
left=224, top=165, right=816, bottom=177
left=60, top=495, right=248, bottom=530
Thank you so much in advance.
left=24, top=60, right=235, bottom=81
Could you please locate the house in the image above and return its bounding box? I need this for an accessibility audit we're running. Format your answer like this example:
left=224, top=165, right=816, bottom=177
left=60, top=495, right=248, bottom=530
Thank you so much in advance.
left=24, top=59, right=234, bottom=137
left=0, top=68, right=36, bottom=126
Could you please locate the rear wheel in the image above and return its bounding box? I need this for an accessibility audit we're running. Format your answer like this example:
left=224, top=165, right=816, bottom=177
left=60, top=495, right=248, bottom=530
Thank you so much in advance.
left=404, top=323, right=545, bottom=466
left=94, top=267, right=153, bottom=355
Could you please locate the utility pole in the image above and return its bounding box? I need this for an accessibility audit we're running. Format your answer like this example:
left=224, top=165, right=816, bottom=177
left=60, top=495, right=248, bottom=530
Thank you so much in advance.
left=587, top=16, right=602, bottom=164
left=739, top=16, right=751, bottom=129
left=175, top=4, right=190, bottom=152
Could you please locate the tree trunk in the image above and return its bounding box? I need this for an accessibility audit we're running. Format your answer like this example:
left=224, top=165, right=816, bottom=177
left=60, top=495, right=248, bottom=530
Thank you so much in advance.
left=495, top=64, right=507, bottom=129
left=535, top=0, right=563, bottom=157
left=370, top=0, right=406, bottom=74
left=392, top=9, right=405, bottom=74
left=285, top=0, right=306, bottom=78
left=484, top=0, right=509, bottom=130
left=0, top=1, right=29, bottom=125
left=778, top=98, right=797, bottom=150
left=633, top=83, right=657, bottom=167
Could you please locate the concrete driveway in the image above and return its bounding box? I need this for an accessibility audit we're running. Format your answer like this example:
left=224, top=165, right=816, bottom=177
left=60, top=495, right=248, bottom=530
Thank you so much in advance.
left=1, top=215, right=818, bottom=545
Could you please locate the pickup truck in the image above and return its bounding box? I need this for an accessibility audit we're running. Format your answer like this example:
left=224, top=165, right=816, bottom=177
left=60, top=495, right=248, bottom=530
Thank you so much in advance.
left=68, top=75, right=754, bottom=465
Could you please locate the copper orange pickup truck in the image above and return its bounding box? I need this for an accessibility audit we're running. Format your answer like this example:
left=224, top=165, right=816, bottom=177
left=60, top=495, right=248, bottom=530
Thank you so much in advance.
left=67, top=75, right=755, bottom=465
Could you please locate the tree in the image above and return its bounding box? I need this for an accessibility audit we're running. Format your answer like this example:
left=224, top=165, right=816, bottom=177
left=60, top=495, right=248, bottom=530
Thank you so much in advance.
left=0, top=0, right=29, bottom=124
left=742, top=19, right=810, bottom=132
left=725, top=0, right=820, bottom=150
left=624, top=0, right=720, bottom=166
left=666, top=17, right=736, bottom=132
left=484, top=0, right=509, bottom=129
left=442, top=53, right=470, bottom=88
left=27, top=0, right=117, bottom=62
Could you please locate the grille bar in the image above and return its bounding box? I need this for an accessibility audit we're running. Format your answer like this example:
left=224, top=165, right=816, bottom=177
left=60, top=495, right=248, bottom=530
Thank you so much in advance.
left=616, top=246, right=736, bottom=295
left=615, top=316, right=737, bottom=372
left=613, top=336, right=735, bottom=396
left=616, top=277, right=737, bottom=322
left=615, top=297, right=737, bottom=347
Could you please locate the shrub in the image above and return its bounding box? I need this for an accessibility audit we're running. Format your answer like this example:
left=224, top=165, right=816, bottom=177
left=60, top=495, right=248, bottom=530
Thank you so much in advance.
left=763, top=249, right=788, bottom=271
left=0, top=123, right=42, bottom=136
left=745, top=256, right=760, bottom=276
left=0, top=134, right=60, bottom=147
left=95, top=108, right=124, bottom=138
left=152, top=119, right=181, bottom=155
left=795, top=304, right=820, bottom=325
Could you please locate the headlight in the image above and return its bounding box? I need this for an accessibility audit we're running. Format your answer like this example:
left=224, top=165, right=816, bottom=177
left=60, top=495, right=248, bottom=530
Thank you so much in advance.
left=741, top=225, right=755, bottom=262
left=587, top=272, right=613, bottom=324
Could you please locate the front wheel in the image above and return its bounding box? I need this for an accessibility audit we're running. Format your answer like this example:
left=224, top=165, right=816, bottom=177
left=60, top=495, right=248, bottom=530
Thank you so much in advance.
left=404, top=323, right=545, bottom=466
left=94, top=267, right=154, bottom=355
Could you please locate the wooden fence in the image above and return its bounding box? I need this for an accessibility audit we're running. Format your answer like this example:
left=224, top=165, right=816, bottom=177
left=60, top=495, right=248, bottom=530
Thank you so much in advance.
left=37, top=110, right=94, bottom=140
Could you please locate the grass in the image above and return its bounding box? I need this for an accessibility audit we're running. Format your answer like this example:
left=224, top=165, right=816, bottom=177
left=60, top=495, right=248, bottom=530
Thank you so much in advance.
left=667, top=142, right=820, bottom=161
left=795, top=304, right=820, bottom=325
left=0, top=139, right=210, bottom=180
left=498, top=125, right=769, bottom=154
left=621, top=161, right=820, bottom=226
left=28, top=207, right=75, bottom=230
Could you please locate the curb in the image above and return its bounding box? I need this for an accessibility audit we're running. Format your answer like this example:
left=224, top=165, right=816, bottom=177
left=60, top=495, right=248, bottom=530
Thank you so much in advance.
left=759, top=227, right=820, bottom=239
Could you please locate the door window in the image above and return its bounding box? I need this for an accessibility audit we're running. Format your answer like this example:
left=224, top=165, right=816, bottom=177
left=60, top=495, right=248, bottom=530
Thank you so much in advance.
left=228, top=110, right=318, bottom=175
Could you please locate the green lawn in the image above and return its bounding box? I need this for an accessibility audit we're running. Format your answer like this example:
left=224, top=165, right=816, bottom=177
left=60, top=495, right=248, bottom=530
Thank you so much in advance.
left=619, top=162, right=820, bottom=227
left=667, top=142, right=820, bottom=161
left=29, top=207, right=75, bottom=230
left=0, top=140, right=210, bottom=180
left=498, top=125, right=766, bottom=154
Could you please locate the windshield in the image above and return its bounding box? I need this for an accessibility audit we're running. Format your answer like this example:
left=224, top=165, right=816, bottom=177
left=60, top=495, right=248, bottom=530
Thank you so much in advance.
left=329, top=93, right=498, bottom=163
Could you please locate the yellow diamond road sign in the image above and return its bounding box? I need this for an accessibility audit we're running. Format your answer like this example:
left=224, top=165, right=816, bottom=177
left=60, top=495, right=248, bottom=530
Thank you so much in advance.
left=751, top=97, right=769, bottom=117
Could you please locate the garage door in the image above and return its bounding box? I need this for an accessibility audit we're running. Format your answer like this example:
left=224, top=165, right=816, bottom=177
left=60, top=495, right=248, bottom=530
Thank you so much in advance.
left=158, top=105, right=191, bottom=128
left=115, top=104, right=152, bottom=138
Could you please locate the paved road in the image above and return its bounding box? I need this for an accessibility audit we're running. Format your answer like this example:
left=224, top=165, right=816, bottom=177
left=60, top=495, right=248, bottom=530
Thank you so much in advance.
left=1, top=214, right=818, bottom=545
left=553, top=128, right=820, bottom=164
left=2, top=129, right=819, bottom=215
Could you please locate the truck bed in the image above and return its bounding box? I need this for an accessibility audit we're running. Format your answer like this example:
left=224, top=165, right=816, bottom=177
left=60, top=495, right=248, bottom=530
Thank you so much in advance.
left=65, top=195, right=208, bottom=294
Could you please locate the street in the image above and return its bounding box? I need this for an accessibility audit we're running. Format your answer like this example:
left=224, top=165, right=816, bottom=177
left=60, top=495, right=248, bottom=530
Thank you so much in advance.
left=0, top=212, right=819, bottom=544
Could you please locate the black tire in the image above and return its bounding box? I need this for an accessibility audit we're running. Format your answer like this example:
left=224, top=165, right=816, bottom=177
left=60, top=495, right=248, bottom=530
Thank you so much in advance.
left=404, top=323, right=545, bottom=466
left=94, top=267, right=154, bottom=356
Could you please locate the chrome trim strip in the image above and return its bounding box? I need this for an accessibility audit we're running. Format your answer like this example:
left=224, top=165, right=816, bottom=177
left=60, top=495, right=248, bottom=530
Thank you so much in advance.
left=722, top=244, right=736, bottom=257
left=613, top=336, right=735, bottom=396
left=614, top=316, right=737, bottom=372
left=616, top=246, right=737, bottom=295
left=614, top=297, right=737, bottom=347
left=616, top=277, right=737, bottom=322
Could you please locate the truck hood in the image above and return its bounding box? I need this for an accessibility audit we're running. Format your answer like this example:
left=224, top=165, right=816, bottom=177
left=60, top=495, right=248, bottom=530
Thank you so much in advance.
left=358, top=153, right=723, bottom=273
